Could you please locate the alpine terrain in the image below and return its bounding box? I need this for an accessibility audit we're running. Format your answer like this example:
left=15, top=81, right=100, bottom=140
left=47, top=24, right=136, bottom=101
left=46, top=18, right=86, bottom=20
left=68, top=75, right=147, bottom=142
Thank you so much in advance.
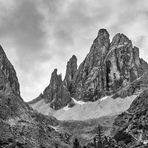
left=1, top=28, right=148, bottom=147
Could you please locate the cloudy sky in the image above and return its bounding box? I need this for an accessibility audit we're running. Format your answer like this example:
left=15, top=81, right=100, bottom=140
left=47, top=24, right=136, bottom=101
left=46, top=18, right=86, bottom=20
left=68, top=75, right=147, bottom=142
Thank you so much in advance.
left=0, top=0, right=148, bottom=101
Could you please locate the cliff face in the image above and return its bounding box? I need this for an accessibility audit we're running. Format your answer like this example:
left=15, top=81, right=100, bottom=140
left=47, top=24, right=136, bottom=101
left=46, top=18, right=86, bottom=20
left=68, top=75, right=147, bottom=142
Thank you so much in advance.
left=64, top=55, right=77, bottom=96
left=0, top=46, right=20, bottom=95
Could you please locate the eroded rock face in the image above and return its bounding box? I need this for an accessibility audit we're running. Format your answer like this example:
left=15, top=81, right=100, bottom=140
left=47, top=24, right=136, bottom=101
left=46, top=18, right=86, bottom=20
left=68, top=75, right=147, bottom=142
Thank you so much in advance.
left=64, top=55, right=77, bottom=95
left=105, top=34, right=142, bottom=92
left=73, top=30, right=145, bottom=101
left=73, top=29, right=110, bottom=101
left=43, top=69, right=71, bottom=110
left=0, top=46, right=20, bottom=95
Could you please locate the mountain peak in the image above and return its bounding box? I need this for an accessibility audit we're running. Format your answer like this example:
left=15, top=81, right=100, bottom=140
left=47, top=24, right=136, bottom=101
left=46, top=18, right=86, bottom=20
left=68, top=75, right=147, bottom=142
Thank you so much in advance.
left=71, top=54, right=77, bottom=59
left=93, top=28, right=110, bottom=48
left=97, top=28, right=109, bottom=38
left=53, top=68, right=58, bottom=74
left=64, top=55, right=77, bottom=95
left=111, top=33, right=131, bottom=46
left=67, top=55, right=77, bottom=66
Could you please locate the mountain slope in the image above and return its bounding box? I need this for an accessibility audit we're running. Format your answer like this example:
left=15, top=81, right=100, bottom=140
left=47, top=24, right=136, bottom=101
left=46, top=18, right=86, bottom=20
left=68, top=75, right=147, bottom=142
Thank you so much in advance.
left=0, top=46, right=71, bottom=148
left=112, top=89, right=148, bottom=146
left=0, top=45, right=20, bottom=95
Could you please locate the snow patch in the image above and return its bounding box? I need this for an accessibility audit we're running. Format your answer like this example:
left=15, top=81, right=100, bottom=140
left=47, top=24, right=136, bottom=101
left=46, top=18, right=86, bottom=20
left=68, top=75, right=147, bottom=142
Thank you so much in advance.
left=30, top=93, right=141, bottom=121
left=50, top=125, right=59, bottom=132
left=63, top=105, right=71, bottom=111
left=72, top=98, right=86, bottom=105
left=100, top=96, right=109, bottom=101
left=143, top=140, right=148, bottom=145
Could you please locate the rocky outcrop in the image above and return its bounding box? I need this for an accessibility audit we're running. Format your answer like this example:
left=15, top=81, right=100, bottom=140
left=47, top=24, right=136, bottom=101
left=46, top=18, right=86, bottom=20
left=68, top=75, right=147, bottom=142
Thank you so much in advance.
left=73, top=29, right=146, bottom=101
left=0, top=45, right=20, bottom=95
left=42, top=68, right=71, bottom=110
left=64, top=55, right=77, bottom=95
left=0, top=45, right=27, bottom=118
left=30, top=56, right=77, bottom=110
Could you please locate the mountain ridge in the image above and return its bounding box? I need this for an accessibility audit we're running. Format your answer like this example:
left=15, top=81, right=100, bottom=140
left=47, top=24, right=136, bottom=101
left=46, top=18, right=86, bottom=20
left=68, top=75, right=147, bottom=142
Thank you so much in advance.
left=29, top=28, right=148, bottom=111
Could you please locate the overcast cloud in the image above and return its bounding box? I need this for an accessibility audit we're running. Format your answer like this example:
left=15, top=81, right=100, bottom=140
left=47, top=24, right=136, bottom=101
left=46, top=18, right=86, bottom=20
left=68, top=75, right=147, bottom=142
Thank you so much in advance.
left=0, top=0, right=148, bottom=101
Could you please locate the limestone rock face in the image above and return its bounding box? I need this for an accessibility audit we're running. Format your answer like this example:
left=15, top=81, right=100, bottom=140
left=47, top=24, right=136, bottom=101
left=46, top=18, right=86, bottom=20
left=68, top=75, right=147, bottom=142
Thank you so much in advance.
left=43, top=69, right=71, bottom=110
left=73, top=29, right=110, bottom=101
left=105, top=34, right=142, bottom=92
left=73, top=30, right=145, bottom=101
left=0, top=46, right=20, bottom=95
left=64, top=55, right=77, bottom=95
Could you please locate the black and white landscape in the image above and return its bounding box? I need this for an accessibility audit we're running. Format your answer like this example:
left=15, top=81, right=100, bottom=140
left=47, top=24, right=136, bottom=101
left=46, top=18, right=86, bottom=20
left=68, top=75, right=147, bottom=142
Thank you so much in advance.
left=0, top=0, right=148, bottom=148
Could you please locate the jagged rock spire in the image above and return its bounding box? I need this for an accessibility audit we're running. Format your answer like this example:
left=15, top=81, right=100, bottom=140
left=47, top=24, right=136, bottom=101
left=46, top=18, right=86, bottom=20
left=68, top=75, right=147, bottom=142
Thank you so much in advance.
left=43, top=68, right=62, bottom=102
left=64, top=55, right=77, bottom=95
left=94, top=28, right=110, bottom=48
left=43, top=68, right=71, bottom=110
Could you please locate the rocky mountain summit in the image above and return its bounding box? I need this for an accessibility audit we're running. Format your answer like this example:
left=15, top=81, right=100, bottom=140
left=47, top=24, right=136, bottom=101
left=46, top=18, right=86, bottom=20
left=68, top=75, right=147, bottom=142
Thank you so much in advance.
left=29, top=29, right=148, bottom=110
left=73, top=29, right=144, bottom=101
